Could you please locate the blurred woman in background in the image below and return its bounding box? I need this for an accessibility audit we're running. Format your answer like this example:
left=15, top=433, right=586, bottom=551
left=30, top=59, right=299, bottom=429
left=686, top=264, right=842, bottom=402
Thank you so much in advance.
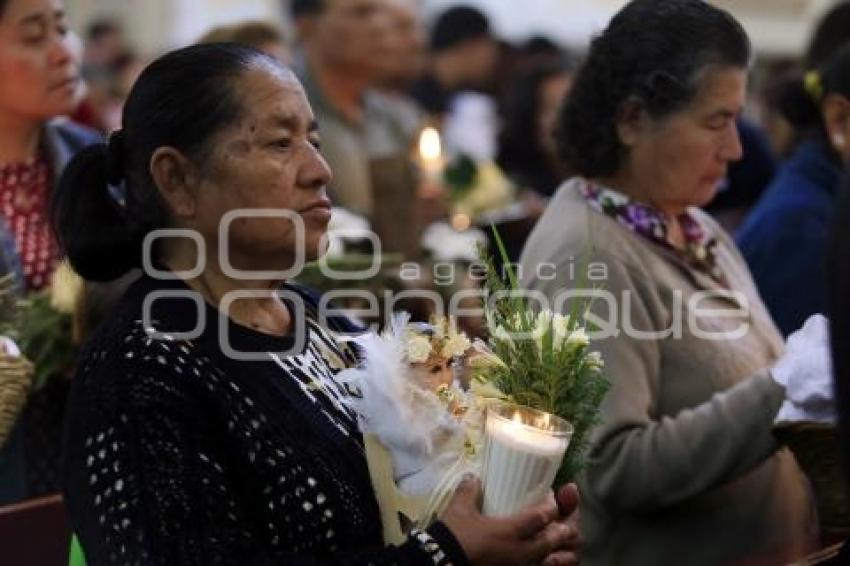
left=738, top=43, right=850, bottom=336
left=497, top=60, right=574, bottom=202
left=0, top=0, right=99, bottom=505
left=0, top=0, right=96, bottom=291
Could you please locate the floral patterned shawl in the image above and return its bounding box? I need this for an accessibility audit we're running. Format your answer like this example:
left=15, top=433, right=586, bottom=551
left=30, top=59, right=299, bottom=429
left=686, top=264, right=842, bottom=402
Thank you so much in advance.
left=580, top=180, right=727, bottom=286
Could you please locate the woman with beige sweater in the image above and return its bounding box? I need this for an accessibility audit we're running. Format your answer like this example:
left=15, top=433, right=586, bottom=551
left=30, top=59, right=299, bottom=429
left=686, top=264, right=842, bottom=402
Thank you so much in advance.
left=521, top=1, right=823, bottom=564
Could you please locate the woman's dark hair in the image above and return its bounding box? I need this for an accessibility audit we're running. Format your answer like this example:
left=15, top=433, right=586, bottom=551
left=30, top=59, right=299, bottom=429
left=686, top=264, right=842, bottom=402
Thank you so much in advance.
left=776, top=42, right=850, bottom=134
left=806, top=1, right=850, bottom=68
left=290, top=0, right=324, bottom=18
left=0, top=0, right=9, bottom=18
left=556, top=0, right=751, bottom=178
left=497, top=60, right=574, bottom=196
left=430, top=6, right=491, bottom=52
left=52, top=43, right=286, bottom=281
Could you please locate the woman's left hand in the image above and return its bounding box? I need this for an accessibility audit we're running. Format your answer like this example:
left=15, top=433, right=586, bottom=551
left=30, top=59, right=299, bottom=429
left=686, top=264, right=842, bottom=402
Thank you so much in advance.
left=541, top=483, right=582, bottom=565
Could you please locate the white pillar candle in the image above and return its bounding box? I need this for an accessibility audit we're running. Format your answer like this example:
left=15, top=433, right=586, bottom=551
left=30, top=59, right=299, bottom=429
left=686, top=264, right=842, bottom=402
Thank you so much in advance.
left=481, top=403, right=572, bottom=517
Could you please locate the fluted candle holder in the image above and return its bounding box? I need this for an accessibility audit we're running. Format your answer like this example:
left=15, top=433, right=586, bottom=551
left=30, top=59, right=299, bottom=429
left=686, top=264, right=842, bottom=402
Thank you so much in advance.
left=481, top=402, right=573, bottom=517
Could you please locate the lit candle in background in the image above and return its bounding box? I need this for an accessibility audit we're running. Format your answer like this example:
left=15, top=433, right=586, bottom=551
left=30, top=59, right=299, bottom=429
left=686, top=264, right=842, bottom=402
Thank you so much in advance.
left=418, top=126, right=445, bottom=183
left=481, top=403, right=572, bottom=517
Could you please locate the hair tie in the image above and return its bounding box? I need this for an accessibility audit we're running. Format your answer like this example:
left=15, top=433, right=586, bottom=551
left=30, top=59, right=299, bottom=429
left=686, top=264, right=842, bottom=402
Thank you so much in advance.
left=804, top=70, right=824, bottom=103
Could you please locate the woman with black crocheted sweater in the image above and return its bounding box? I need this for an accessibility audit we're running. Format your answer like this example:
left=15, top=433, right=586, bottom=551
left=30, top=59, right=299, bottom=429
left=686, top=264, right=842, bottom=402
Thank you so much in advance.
left=52, top=43, right=580, bottom=565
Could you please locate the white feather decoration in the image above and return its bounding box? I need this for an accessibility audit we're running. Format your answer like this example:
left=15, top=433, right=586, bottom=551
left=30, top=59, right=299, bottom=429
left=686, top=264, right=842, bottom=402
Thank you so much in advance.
left=337, top=313, right=467, bottom=497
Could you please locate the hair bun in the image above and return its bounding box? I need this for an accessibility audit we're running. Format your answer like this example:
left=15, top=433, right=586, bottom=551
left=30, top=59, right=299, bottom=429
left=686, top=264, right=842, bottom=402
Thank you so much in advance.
left=776, top=75, right=822, bottom=129
left=52, top=144, right=143, bottom=282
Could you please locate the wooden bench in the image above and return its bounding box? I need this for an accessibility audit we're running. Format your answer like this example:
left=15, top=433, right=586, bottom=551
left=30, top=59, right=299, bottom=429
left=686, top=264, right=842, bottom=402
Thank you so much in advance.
left=0, top=494, right=71, bottom=565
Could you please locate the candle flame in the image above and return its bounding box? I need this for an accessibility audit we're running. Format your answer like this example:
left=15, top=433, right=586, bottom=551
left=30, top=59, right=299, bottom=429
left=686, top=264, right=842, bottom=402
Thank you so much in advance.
left=419, top=127, right=442, bottom=161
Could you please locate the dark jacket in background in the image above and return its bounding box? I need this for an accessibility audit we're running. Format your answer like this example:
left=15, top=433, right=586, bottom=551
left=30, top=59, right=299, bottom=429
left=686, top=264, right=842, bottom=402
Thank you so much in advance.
left=737, top=138, right=842, bottom=336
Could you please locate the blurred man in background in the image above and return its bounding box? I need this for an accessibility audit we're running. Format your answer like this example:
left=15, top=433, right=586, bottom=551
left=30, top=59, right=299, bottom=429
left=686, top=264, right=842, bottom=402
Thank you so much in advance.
left=410, top=5, right=499, bottom=118
left=377, top=0, right=427, bottom=93
left=289, top=0, right=422, bottom=256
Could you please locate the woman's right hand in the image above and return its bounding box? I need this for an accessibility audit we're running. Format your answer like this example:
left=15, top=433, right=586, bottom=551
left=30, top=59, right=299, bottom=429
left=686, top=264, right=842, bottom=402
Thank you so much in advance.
left=439, top=476, right=579, bottom=565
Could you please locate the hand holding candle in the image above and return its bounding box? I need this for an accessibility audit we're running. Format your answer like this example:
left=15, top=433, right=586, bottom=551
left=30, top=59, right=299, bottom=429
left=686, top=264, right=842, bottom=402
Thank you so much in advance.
left=481, top=402, right=573, bottom=517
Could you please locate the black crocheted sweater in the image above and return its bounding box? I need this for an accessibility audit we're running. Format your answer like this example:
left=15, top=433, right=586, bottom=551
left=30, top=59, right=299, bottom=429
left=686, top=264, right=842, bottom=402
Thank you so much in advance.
left=63, top=275, right=468, bottom=565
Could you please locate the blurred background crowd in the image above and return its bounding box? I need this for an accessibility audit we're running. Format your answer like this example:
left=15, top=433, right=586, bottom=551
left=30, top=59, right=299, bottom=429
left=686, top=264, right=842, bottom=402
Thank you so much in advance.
left=52, top=0, right=850, bottom=264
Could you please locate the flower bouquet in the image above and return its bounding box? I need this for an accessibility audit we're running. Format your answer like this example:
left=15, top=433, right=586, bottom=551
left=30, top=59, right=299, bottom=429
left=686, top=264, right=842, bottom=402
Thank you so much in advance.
left=0, top=274, right=34, bottom=447
left=0, top=262, right=81, bottom=391
left=338, top=229, right=609, bottom=542
left=476, top=232, right=610, bottom=484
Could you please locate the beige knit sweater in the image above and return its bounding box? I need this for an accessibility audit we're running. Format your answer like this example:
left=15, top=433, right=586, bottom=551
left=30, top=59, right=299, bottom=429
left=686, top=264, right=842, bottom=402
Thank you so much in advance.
left=520, top=179, right=817, bottom=565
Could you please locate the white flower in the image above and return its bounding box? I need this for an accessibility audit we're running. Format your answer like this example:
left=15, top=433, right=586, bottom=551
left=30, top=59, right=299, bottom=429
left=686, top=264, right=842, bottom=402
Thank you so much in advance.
left=535, top=310, right=553, bottom=329
left=532, top=311, right=553, bottom=355
left=566, top=328, right=590, bottom=349
left=440, top=318, right=472, bottom=358
left=50, top=261, right=83, bottom=314
left=552, top=313, right=570, bottom=352
left=586, top=351, right=604, bottom=371
left=511, top=312, right=526, bottom=330
left=442, top=333, right=472, bottom=358
left=407, top=336, right=432, bottom=363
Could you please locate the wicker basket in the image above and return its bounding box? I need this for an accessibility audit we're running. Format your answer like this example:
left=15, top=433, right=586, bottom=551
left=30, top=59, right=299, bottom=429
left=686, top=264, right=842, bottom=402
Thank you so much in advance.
left=773, top=421, right=850, bottom=535
left=0, top=353, right=34, bottom=449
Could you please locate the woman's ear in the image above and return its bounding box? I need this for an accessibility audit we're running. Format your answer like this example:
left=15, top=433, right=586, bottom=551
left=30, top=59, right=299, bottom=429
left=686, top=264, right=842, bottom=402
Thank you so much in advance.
left=149, top=147, right=201, bottom=219
left=616, top=97, right=648, bottom=147
left=822, top=93, right=850, bottom=158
